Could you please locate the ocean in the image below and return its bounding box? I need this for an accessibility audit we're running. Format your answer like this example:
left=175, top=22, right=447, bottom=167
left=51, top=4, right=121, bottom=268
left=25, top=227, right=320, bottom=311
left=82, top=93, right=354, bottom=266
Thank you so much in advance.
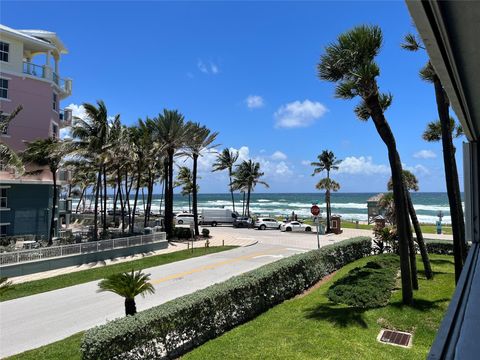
left=73, top=192, right=461, bottom=224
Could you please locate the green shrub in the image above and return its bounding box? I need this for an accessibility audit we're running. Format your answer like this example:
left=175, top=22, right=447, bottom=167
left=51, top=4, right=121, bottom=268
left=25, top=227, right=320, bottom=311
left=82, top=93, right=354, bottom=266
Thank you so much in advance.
left=81, top=237, right=372, bottom=360
left=327, top=254, right=399, bottom=308
left=202, top=228, right=210, bottom=237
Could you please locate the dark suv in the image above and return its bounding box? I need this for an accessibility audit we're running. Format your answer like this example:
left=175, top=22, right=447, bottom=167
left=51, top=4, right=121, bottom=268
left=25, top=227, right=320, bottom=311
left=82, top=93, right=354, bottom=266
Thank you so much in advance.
left=233, top=217, right=253, bottom=228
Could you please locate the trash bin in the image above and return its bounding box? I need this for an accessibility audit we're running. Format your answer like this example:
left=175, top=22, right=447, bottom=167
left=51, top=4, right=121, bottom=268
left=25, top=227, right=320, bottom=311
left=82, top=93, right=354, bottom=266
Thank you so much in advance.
left=330, top=215, right=342, bottom=234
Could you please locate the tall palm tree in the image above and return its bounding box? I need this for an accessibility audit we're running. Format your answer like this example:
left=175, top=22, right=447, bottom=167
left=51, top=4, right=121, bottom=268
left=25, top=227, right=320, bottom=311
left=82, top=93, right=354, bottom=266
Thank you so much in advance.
left=402, top=33, right=467, bottom=282
left=388, top=170, right=433, bottom=280
left=0, top=106, right=24, bottom=175
left=175, top=166, right=194, bottom=212
left=152, top=110, right=187, bottom=238
left=318, top=25, right=413, bottom=304
left=97, top=270, right=155, bottom=316
left=185, top=122, right=219, bottom=236
left=22, top=138, right=65, bottom=245
left=311, top=150, right=341, bottom=233
left=212, top=148, right=239, bottom=212
left=71, top=101, right=112, bottom=241
left=231, top=160, right=269, bottom=217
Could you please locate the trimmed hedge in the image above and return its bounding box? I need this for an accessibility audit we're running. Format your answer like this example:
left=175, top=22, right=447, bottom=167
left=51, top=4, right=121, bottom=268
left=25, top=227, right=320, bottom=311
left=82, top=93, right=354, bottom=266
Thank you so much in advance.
left=81, top=237, right=372, bottom=360
left=327, top=254, right=399, bottom=308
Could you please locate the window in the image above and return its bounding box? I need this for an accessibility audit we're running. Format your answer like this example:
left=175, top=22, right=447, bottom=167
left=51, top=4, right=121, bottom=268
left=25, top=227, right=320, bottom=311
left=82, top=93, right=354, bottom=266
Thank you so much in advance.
left=0, top=42, right=9, bottom=62
left=53, top=93, right=57, bottom=110
left=0, top=225, right=7, bottom=238
left=0, top=79, right=8, bottom=99
left=0, top=188, right=6, bottom=208
left=52, top=123, right=58, bottom=139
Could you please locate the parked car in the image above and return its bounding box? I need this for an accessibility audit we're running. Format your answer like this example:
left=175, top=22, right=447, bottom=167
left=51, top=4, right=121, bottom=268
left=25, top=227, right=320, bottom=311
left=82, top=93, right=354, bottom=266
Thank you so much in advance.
left=175, top=213, right=195, bottom=225
left=280, top=221, right=312, bottom=232
left=233, top=216, right=253, bottom=228
left=200, top=208, right=238, bottom=227
left=254, top=217, right=280, bottom=230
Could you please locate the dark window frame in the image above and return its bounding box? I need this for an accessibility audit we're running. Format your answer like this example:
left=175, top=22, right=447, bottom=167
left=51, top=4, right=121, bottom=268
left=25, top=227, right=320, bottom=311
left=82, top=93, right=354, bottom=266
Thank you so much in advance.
left=0, top=41, right=9, bottom=62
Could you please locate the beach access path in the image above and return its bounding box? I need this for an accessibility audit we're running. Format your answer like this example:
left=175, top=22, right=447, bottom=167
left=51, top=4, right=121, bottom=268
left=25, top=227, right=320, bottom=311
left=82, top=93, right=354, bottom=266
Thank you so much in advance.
left=0, top=226, right=452, bottom=357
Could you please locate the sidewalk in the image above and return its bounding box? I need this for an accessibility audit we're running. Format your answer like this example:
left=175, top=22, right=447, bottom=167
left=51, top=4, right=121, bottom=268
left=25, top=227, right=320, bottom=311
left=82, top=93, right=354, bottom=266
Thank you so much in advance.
left=9, top=233, right=256, bottom=285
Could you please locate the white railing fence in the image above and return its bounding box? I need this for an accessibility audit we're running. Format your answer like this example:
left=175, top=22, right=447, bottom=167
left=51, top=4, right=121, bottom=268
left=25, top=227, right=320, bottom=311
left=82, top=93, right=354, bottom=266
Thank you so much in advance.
left=0, top=232, right=167, bottom=266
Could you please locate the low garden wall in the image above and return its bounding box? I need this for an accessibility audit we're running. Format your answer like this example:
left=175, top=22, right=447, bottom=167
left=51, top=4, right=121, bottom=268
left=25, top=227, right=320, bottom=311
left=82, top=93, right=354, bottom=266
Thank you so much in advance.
left=81, top=236, right=372, bottom=360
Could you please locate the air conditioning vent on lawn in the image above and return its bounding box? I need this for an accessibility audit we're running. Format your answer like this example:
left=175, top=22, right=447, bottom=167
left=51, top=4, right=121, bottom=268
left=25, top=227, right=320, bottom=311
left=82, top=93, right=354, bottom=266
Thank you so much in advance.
left=377, top=329, right=412, bottom=348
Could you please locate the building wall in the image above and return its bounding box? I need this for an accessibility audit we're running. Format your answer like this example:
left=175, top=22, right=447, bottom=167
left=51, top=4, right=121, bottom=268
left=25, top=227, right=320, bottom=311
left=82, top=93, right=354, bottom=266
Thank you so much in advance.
left=0, top=34, right=24, bottom=73
left=0, top=73, right=59, bottom=153
left=0, top=183, right=54, bottom=238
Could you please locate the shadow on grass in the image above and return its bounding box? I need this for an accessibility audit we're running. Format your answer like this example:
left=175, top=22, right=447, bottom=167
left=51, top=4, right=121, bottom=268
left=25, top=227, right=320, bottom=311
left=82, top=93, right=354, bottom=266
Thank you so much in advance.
left=390, top=298, right=450, bottom=311
left=305, top=303, right=368, bottom=328
left=429, top=258, right=455, bottom=265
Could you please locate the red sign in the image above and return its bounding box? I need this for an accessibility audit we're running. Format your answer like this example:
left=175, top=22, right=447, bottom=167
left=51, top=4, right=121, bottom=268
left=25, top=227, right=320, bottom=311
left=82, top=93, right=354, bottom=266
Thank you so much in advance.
left=310, top=205, right=320, bottom=216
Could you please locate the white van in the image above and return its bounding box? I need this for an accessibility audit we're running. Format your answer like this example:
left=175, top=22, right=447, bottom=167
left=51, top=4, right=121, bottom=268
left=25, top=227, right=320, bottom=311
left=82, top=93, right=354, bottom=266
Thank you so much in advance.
left=200, top=208, right=238, bottom=227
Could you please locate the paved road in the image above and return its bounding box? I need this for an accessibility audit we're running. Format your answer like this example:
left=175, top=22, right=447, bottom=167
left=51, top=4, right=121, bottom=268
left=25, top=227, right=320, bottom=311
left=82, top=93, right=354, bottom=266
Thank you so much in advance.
left=0, top=242, right=310, bottom=358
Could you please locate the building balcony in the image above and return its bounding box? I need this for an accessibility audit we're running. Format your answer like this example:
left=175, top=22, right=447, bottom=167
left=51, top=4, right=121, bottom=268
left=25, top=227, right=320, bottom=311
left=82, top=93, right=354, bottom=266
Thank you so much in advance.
left=59, top=108, right=73, bottom=128
left=22, top=62, right=72, bottom=98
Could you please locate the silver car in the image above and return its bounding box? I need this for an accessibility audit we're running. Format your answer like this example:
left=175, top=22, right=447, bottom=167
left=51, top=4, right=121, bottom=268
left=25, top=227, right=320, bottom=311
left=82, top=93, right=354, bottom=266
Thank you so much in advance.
left=254, top=217, right=280, bottom=230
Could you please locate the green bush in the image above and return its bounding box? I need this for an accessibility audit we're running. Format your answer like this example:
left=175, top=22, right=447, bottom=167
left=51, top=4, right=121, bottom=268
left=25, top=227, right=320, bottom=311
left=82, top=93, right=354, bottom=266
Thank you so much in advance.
left=202, top=228, right=210, bottom=237
left=327, top=254, right=399, bottom=308
left=81, top=237, right=371, bottom=360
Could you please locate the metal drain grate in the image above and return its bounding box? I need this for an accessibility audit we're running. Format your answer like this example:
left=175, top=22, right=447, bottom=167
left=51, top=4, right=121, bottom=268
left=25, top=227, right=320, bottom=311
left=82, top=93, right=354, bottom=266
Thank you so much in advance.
left=377, top=329, right=412, bottom=348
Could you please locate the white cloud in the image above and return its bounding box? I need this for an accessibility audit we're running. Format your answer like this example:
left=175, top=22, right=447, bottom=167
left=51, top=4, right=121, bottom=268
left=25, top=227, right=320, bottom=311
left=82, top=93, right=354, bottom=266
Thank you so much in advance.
left=274, top=99, right=328, bottom=128
left=301, top=160, right=311, bottom=166
left=414, top=150, right=436, bottom=159
left=197, top=59, right=220, bottom=75
left=245, top=95, right=264, bottom=109
left=275, top=161, right=293, bottom=176
left=66, top=103, right=87, bottom=120
left=404, top=163, right=430, bottom=176
left=338, top=156, right=390, bottom=175
left=271, top=151, right=287, bottom=160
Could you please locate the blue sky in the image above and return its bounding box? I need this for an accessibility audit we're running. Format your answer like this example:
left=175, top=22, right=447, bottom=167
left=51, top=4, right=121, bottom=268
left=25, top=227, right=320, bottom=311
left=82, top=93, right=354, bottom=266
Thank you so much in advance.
left=2, top=1, right=465, bottom=193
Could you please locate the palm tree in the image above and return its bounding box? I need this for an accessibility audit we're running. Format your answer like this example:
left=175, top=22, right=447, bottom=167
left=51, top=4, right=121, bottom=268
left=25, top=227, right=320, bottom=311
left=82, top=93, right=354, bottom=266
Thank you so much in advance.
left=231, top=160, right=269, bottom=217
left=212, top=148, right=239, bottom=212
left=388, top=170, right=433, bottom=280
left=402, top=33, right=467, bottom=282
left=0, top=106, right=24, bottom=175
left=71, top=101, right=112, bottom=241
left=22, top=138, right=65, bottom=246
left=0, top=277, right=13, bottom=295
left=318, top=25, right=413, bottom=304
left=151, top=110, right=187, bottom=238
left=97, top=270, right=155, bottom=316
left=185, top=122, right=219, bottom=236
left=311, top=150, right=341, bottom=233
left=175, top=166, right=194, bottom=212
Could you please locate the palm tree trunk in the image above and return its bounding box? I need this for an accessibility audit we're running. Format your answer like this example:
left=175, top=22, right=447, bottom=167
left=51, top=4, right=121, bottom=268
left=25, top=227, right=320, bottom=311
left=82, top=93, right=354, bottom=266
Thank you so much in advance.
left=433, top=75, right=467, bottom=282
left=164, top=150, right=174, bottom=238
left=49, top=169, right=58, bottom=246
left=366, top=93, right=413, bottom=305
left=246, top=186, right=252, bottom=217
left=229, top=169, right=236, bottom=213
left=326, top=170, right=332, bottom=233
left=405, top=215, right=419, bottom=290
left=93, top=170, right=102, bottom=241
left=131, top=169, right=141, bottom=234
left=112, top=184, right=118, bottom=227
left=124, top=298, right=136, bottom=316
left=76, top=187, right=86, bottom=213
left=242, top=191, right=246, bottom=216
left=192, top=154, right=199, bottom=236
left=103, top=166, right=108, bottom=236
left=406, top=189, right=433, bottom=279
left=188, top=194, right=191, bottom=213
left=117, top=171, right=125, bottom=234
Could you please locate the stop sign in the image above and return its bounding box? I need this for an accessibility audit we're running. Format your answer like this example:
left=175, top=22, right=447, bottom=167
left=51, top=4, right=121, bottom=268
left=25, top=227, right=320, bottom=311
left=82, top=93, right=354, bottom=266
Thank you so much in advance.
left=310, top=205, right=320, bottom=216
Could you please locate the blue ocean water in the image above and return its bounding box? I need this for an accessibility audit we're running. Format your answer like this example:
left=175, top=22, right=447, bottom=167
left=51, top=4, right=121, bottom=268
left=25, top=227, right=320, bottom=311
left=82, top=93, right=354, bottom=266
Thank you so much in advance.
left=74, top=192, right=460, bottom=224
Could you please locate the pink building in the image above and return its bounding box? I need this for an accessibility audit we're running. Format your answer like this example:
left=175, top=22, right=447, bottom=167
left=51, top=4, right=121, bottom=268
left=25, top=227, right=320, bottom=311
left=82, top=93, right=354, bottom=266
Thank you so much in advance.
left=0, top=24, right=73, bottom=238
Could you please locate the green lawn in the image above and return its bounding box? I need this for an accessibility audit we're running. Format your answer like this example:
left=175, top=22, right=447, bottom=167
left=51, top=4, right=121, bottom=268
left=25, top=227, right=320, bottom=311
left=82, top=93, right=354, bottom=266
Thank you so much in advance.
left=184, top=254, right=455, bottom=360
left=1, top=246, right=235, bottom=302
left=6, top=333, right=84, bottom=360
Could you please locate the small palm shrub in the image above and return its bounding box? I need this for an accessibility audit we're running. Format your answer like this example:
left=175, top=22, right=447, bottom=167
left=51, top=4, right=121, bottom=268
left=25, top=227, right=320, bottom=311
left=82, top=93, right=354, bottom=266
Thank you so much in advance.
left=202, top=228, right=210, bottom=237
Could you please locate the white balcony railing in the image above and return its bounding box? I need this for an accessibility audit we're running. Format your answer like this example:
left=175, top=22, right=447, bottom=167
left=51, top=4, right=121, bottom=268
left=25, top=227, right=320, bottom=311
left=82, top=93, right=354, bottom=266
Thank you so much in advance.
left=22, top=62, right=72, bottom=95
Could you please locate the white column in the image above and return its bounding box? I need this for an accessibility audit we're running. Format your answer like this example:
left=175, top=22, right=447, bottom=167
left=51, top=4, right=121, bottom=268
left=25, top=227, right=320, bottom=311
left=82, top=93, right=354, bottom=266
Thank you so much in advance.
left=54, top=57, right=59, bottom=75
left=46, top=50, right=51, bottom=66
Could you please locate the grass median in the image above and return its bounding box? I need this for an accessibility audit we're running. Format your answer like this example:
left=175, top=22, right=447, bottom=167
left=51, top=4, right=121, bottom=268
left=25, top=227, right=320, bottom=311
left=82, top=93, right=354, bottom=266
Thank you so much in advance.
left=184, top=254, right=455, bottom=360
left=1, top=246, right=236, bottom=302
